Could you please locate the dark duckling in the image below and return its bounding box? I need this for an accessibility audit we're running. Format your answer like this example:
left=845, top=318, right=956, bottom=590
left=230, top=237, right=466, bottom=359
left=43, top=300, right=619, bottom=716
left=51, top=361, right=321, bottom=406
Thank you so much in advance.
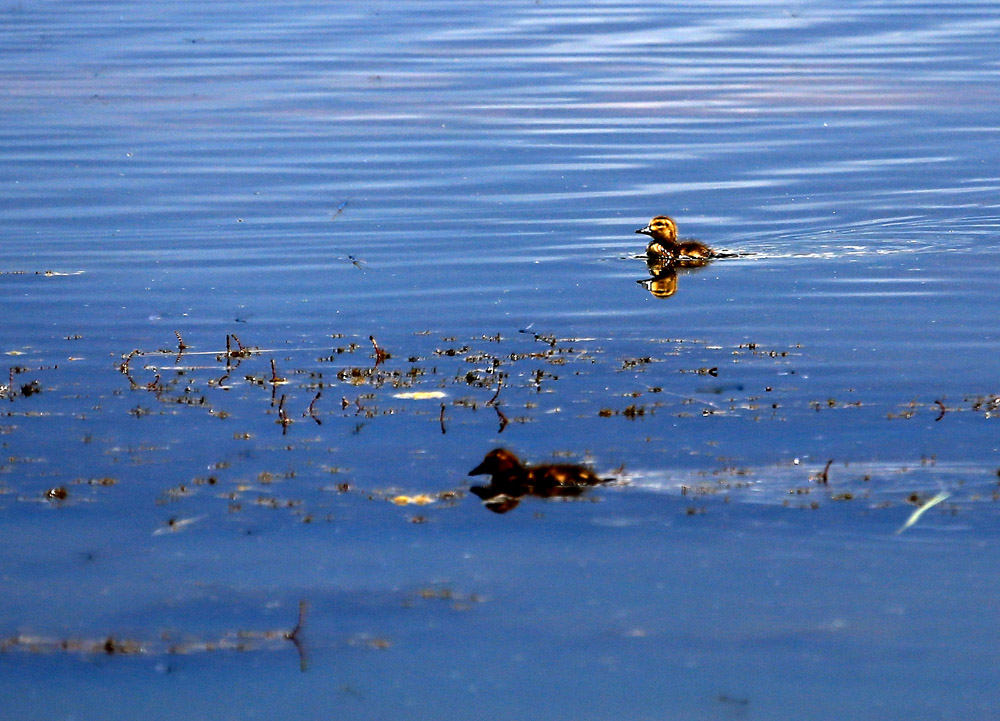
left=468, top=448, right=608, bottom=513
left=635, top=215, right=714, bottom=261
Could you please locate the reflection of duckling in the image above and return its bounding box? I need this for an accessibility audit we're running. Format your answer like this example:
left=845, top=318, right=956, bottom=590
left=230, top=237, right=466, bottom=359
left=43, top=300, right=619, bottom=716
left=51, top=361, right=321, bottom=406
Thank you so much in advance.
left=637, top=266, right=679, bottom=298
left=636, top=216, right=714, bottom=260
left=468, top=448, right=608, bottom=514
left=637, top=254, right=713, bottom=299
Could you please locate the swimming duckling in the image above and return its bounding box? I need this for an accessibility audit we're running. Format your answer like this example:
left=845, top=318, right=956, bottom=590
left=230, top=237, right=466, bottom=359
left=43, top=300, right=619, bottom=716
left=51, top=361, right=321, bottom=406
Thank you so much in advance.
left=468, top=449, right=533, bottom=497
left=468, top=448, right=608, bottom=513
left=636, top=216, right=714, bottom=261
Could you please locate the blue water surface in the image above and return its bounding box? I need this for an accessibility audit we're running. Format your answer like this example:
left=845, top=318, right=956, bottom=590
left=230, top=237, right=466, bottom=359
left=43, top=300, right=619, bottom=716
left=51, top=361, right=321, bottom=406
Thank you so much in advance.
left=1, top=1, right=999, bottom=719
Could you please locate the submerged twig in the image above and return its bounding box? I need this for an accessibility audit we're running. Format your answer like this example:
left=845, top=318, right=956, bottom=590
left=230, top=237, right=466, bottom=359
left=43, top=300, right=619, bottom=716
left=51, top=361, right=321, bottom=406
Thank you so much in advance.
left=369, top=335, right=389, bottom=365
left=222, top=334, right=251, bottom=361
left=173, top=331, right=188, bottom=364
left=494, top=405, right=509, bottom=433
left=277, top=394, right=292, bottom=431
left=270, top=359, right=286, bottom=384
left=306, top=390, right=322, bottom=425
left=118, top=350, right=141, bottom=374
left=486, top=373, right=505, bottom=407
left=284, top=599, right=309, bottom=672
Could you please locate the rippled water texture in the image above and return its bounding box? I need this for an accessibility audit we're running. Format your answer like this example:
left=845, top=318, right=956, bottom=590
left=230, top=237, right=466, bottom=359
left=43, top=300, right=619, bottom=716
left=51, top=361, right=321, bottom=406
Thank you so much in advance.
left=2, top=1, right=1000, bottom=719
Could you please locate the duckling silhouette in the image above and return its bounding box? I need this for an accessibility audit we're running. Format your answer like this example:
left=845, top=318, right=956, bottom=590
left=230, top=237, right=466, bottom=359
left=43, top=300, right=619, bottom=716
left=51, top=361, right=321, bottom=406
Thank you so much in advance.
left=468, top=448, right=609, bottom=514
left=636, top=215, right=715, bottom=261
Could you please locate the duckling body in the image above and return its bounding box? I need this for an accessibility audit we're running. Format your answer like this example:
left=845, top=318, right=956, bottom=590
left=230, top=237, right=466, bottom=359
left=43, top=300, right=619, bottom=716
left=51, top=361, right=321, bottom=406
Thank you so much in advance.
left=636, top=215, right=714, bottom=261
left=468, top=448, right=606, bottom=513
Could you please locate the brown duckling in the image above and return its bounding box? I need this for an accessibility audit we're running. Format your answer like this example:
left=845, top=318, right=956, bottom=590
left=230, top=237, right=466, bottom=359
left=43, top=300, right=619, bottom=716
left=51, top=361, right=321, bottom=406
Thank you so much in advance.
left=468, top=448, right=608, bottom=513
left=468, top=448, right=533, bottom=497
left=636, top=215, right=714, bottom=261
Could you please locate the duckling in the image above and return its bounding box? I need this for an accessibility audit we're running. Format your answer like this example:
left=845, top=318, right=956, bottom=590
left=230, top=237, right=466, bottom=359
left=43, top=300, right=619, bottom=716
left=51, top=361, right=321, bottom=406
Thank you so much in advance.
left=635, top=215, right=714, bottom=261
left=468, top=448, right=532, bottom=497
left=468, top=448, right=607, bottom=513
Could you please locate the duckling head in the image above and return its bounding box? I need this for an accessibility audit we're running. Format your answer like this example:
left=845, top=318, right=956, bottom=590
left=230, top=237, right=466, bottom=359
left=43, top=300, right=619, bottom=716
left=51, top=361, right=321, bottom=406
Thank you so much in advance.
left=469, top=448, right=525, bottom=478
left=635, top=215, right=678, bottom=242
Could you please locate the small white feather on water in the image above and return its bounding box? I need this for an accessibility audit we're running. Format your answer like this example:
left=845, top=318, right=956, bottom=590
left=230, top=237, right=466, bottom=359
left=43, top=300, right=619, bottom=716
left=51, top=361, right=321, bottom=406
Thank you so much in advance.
left=895, top=492, right=951, bottom=535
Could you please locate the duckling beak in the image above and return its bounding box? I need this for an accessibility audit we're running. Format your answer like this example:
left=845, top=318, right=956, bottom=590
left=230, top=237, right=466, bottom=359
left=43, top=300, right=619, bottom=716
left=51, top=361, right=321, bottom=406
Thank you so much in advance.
left=635, top=224, right=653, bottom=235
left=468, top=460, right=489, bottom=476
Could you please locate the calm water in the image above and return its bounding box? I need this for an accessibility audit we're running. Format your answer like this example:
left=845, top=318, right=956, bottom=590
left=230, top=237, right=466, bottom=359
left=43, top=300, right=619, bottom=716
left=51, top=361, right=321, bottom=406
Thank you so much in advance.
left=2, top=1, right=1000, bottom=719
